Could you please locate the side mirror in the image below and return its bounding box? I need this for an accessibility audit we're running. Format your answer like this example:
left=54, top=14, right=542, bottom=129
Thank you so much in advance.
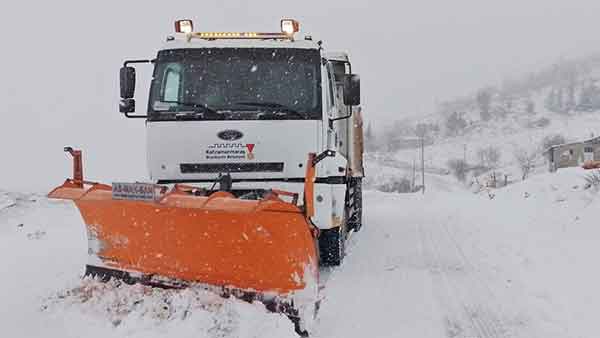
left=343, top=74, right=360, bottom=106
left=119, top=98, right=135, bottom=113
left=120, top=66, right=136, bottom=113
left=120, top=66, right=136, bottom=99
left=119, top=60, right=152, bottom=118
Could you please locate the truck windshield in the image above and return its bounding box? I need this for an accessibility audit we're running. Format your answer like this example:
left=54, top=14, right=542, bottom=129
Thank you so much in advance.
left=148, top=48, right=322, bottom=120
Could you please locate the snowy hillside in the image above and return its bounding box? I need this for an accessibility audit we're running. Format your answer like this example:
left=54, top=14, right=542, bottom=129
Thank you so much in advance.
left=396, top=111, right=600, bottom=185
left=367, top=54, right=600, bottom=189
left=3, top=166, right=600, bottom=337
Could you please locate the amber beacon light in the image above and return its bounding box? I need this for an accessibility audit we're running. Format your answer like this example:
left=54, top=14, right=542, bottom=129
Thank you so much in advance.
left=280, top=19, right=300, bottom=35
left=175, top=19, right=194, bottom=33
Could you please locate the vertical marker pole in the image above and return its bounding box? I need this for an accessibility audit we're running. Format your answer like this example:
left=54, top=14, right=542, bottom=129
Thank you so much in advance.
left=421, top=137, right=425, bottom=194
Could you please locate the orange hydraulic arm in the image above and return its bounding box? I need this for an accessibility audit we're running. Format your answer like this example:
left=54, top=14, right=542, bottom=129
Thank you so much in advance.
left=304, top=153, right=316, bottom=218
left=48, top=147, right=106, bottom=200
left=303, top=150, right=336, bottom=218
left=64, top=147, right=83, bottom=187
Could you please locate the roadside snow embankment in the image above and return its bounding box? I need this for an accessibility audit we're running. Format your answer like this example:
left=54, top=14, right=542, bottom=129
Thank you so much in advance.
left=0, top=195, right=297, bottom=338
left=317, top=167, right=600, bottom=338
left=464, top=167, right=600, bottom=338
left=42, top=278, right=296, bottom=338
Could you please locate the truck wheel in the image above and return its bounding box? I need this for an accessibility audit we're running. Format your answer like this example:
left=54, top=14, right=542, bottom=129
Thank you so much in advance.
left=347, top=178, right=363, bottom=232
left=319, top=226, right=345, bottom=266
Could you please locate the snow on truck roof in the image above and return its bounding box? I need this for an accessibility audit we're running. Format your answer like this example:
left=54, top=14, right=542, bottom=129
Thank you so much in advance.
left=325, top=52, right=349, bottom=62
left=161, top=34, right=321, bottom=51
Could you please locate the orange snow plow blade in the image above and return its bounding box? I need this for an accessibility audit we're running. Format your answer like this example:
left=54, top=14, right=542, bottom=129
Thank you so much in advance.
left=48, top=148, right=319, bottom=314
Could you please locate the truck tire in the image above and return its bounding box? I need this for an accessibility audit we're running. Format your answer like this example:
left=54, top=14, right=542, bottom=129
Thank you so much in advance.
left=319, top=226, right=345, bottom=266
left=347, top=177, right=363, bottom=232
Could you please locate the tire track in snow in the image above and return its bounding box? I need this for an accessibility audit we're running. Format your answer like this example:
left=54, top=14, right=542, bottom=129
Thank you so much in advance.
left=440, top=222, right=522, bottom=338
left=418, top=220, right=513, bottom=338
left=416, top=222, right=472, bottom=338
left=430, top=227, right=507, bottom=338
left=423, top=226, right=496, bottom=338
left=442, top=220, right=577, bottom=338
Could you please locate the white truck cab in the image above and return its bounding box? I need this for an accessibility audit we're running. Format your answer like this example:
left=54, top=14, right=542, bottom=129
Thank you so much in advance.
left=119, top=19, right=364, bottom=265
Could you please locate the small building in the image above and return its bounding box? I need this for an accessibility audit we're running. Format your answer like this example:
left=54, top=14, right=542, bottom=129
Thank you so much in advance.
left=546, top=136, right=600, bottom=172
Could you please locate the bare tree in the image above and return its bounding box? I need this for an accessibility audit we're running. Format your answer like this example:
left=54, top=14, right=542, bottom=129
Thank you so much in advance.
left=365, top=122, right=379, bottom=152
left=476, top=146, right=501, bottom=169
left=447, top=158, right=469, bottom=182
left=496, top=92, right=514, bottom=118
left=415, top=123, right=428, bottom=138
left=557, top=88, right=565, bottom=113
left=566, top=80, right=576, bottom=112
left=476, top=89, right=493, bottom=121
left=445, top=112, right=467, bottom=136
left=545, top=88, right=558, bottom=112
left=377, top=176, right=414, bottom=193
left=514, top=148, right=537, bottom=180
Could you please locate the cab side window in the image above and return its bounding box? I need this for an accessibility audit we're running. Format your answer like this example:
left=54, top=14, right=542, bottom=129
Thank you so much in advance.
left=326, top=65, right=336, bottom=110
left=162, top=64, right=182, bottom=102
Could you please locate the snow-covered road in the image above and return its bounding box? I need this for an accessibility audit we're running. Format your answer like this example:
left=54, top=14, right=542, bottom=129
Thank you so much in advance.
left=318, top=169, right=598, bottom=338
left=2, top=168, right=599, bottom=337
left=318, top=191, right=534, bottom=338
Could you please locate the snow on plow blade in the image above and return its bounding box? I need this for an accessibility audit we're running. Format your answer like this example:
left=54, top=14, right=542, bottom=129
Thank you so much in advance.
left=48, top=148, right=319, bottom=321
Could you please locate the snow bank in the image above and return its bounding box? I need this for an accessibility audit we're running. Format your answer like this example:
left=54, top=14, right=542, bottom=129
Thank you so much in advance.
left=42, top=278, right=296, bottom=338
left=435, top=167, right=600, bottom=337
left=364, top=155, right=455, bottom=193
left=0, top=196, right=298, bottom=338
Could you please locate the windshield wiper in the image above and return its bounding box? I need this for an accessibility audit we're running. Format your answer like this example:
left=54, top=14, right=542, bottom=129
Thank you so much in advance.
left=160, top=100, right=221, bottom=116
left=235, top=101, right=306, bottom=119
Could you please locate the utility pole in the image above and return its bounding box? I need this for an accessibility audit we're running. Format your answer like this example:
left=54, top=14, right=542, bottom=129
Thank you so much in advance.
left=412, top=158, right=416, bottom=192
left=421, top=136, right=425, bottom=194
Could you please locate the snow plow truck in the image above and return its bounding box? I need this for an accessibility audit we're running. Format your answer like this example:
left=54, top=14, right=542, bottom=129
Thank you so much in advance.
left=49, top=19, right=363, bottom=334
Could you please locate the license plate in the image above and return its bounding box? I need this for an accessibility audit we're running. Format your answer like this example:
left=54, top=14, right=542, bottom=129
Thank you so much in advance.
left=112, top=182, right=157, bottom=201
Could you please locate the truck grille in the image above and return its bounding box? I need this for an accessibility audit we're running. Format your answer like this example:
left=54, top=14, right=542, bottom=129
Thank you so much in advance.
left=180, top=162, right=285, bottom=173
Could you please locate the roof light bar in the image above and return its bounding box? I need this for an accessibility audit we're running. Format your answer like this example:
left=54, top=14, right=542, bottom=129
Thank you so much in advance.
left=191, top=32, right=291, bottom=40
left=174, top=18, right=301, bottom=41
left=198, top=32, right=257, bottom=38
left=175, top=20, right=194, bottom=34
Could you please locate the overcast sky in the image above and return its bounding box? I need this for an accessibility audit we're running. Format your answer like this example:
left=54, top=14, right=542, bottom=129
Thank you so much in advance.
left=1, top=0, right=600, bottom=191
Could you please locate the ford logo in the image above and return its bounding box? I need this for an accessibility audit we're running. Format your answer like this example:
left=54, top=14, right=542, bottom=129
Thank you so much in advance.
left=217, top=130, right=244, bottom=141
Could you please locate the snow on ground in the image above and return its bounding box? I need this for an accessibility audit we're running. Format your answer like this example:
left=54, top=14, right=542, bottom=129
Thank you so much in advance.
left=0, top=196, right=296, bottom=338
left=2, top=167, right=600, bottom=337
left=364, top=157, right=456, bottom=193
left=41, top=279, right=296, bottom=338
left=316, top=166, right=600, bottom=338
